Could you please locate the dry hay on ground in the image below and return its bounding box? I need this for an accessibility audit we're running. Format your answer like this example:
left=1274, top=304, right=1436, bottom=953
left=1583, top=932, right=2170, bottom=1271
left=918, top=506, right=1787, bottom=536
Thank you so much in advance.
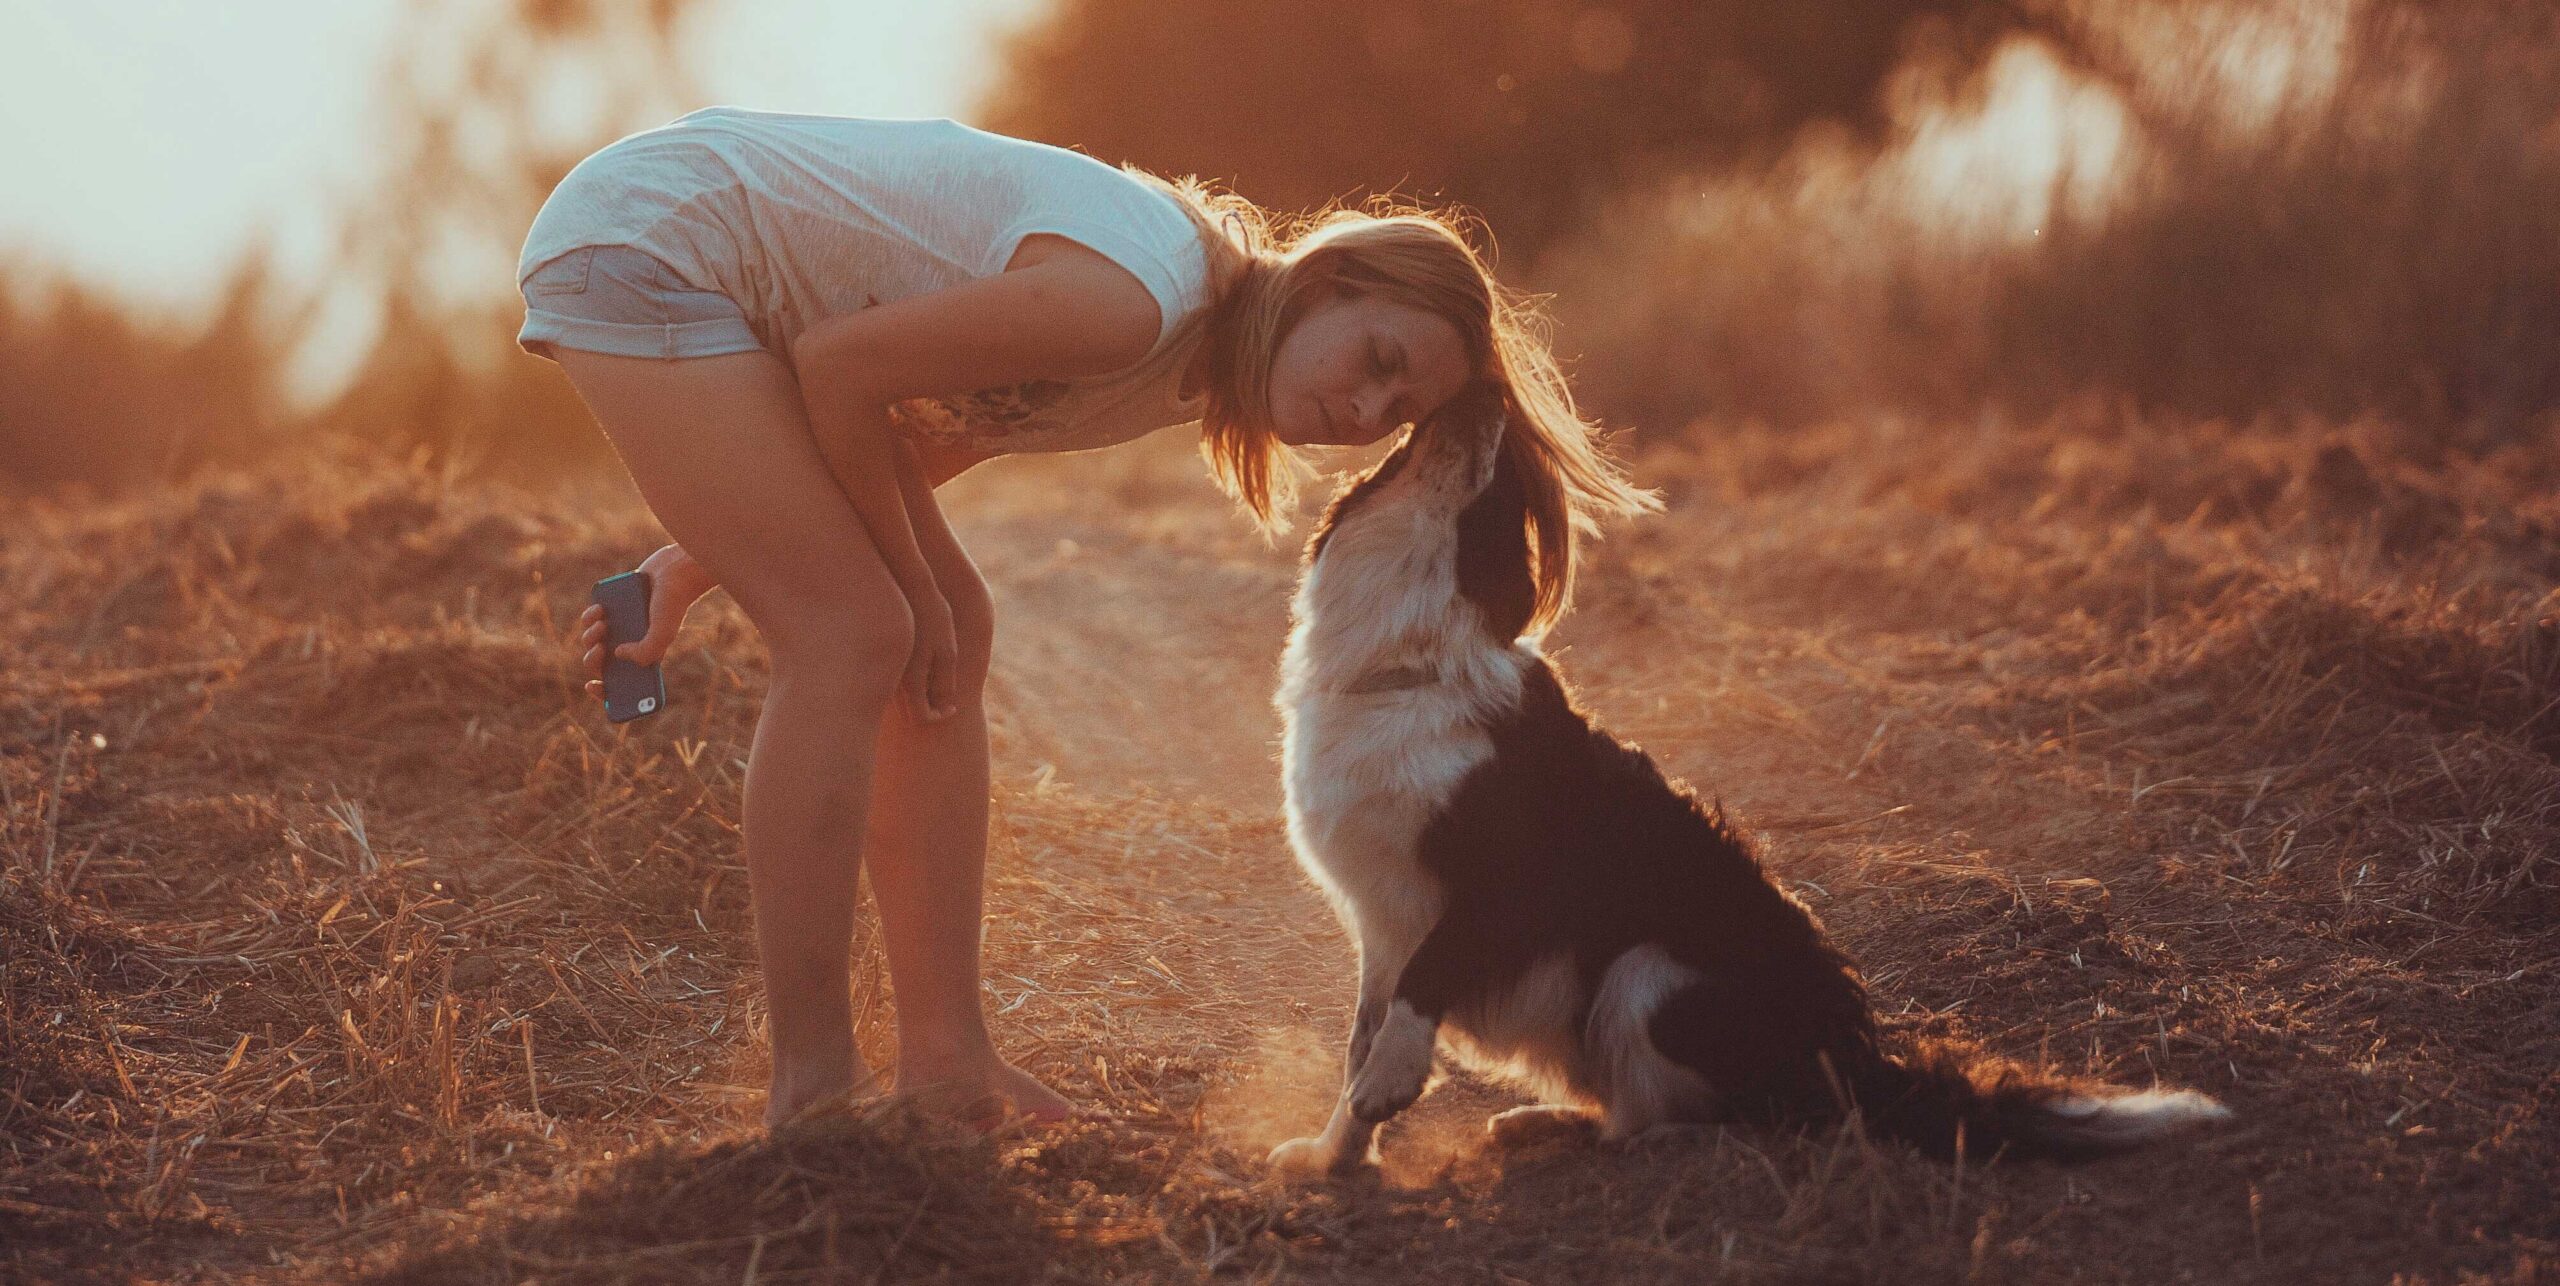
left=4, top=418, right=2555, bottom=1283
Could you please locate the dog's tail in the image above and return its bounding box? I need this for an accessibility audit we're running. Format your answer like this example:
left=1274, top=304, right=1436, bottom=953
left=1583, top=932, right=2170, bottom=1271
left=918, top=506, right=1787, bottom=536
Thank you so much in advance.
left=1840, top=1041, right=2233, bottom=1163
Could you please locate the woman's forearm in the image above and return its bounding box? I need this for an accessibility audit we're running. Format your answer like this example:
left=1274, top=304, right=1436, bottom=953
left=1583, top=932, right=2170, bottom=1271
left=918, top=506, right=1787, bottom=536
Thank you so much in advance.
left=890, top=437, right=951, bottom=533
left=793, top=364, right=942, bottom=603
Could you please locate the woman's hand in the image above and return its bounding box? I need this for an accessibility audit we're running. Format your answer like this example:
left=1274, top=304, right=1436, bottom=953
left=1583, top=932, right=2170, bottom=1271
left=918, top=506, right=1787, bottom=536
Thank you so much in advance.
left=903, top=590, right=961, bottom=723
left=576, top=542, right=717, bottom=700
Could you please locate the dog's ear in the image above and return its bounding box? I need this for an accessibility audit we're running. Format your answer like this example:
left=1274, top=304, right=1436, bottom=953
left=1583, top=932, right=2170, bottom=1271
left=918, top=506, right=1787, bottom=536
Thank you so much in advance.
left=1455, top=424, right=1536, bottom=644
left=1304, top=432, right=1417, bottom=567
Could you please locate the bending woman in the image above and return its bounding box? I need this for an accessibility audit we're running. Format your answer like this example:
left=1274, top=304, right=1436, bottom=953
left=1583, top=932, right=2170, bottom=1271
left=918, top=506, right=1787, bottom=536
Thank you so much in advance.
left=521, top=106, right=1655, bottom=1128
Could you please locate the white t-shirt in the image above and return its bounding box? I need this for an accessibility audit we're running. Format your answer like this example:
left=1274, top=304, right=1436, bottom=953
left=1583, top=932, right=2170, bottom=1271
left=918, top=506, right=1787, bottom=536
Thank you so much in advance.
left=518, top=106, right=1214, bottom=455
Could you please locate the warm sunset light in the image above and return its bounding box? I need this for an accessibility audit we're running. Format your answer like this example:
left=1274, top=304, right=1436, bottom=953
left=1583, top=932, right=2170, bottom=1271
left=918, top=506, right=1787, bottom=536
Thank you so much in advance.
left=6, top=2, right=2554, bottom=1283
left=0, top=0, right=1040, bottom=393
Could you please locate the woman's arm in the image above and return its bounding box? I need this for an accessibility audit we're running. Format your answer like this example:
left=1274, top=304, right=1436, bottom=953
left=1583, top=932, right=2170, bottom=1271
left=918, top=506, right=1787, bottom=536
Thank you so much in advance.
left=790, top=380, right=944, bottom=605
left=785, top=239, right=1169, bottom=525
left=889, top=438, right=992, bottom=718
left=784, top=239, right=1169, bottom=717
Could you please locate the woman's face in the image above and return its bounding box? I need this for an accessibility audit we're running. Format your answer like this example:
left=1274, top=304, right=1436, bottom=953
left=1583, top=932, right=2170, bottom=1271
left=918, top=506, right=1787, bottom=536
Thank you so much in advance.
left=1265, top=287, right=1476, bottom=448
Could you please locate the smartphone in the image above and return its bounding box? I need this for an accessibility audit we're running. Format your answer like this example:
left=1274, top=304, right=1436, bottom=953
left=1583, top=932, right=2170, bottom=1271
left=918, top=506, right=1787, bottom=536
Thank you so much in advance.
left=591, top=571, right=666, bottom=723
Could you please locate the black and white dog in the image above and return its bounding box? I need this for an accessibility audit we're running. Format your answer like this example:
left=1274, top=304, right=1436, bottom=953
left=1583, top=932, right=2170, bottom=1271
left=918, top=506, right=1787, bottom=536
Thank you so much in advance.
left=1268, top=398, right=2230, bottom=1177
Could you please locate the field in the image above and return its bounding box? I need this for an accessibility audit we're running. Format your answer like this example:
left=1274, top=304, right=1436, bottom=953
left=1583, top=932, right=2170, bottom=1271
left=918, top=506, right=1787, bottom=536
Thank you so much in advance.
left=6, top=411, right=2557, bottom=1283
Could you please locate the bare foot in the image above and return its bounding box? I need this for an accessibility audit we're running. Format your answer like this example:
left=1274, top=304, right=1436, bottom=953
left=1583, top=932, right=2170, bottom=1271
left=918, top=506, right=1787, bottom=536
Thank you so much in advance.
left=764, top=1052, right=882, bottom=1130
left=992, top=1059, right=1076, bottom=1122
left=896, top=1052, right=1076, bottom=1129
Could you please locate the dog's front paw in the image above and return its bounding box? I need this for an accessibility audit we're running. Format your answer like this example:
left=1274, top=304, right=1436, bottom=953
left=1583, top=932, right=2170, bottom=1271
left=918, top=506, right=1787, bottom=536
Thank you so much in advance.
left=1347, top=1004, right=1435, bottom=1122
left=1349, top=1070, right=1426, bottom=1123
left=1269, top=1135, right=1368, bottom=1179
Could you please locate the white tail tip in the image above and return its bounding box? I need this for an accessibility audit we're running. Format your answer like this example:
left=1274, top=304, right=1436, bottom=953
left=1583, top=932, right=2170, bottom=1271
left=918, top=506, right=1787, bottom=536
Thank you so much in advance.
left=2051, top=1088, right=2234, bottom=1141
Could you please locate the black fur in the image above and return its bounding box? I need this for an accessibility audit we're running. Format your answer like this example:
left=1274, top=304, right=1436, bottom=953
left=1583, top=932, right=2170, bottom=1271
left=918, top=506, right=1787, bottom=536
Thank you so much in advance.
left=1453, top=445, right=1538, bottom=645
left=1397, top=663, right=2148, bottom=1159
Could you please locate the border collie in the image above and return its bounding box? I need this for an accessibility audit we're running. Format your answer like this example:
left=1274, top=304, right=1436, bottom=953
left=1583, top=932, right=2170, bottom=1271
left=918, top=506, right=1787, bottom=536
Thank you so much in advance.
left=1268, top=398, right=2230, bottom=1177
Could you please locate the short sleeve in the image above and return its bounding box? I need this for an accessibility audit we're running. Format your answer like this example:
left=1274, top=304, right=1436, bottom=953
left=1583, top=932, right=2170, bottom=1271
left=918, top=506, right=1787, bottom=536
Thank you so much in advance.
left=987, top=211, right=1207, bottom=358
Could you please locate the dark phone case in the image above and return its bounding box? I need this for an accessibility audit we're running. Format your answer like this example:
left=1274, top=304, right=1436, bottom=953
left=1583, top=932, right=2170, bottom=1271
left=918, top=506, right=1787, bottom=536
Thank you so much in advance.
left=592, top=571, right=667, bottom=724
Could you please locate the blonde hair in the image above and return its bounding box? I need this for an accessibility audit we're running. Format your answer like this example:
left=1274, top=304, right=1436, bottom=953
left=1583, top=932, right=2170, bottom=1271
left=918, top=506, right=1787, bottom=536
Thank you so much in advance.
left=1131, top=169, right=1662, bottom=634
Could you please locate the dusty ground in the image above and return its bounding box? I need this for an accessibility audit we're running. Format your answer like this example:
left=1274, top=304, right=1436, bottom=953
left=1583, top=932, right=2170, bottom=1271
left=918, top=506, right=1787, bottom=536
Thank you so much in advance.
left=5, top=414, right=2556, bottom=1283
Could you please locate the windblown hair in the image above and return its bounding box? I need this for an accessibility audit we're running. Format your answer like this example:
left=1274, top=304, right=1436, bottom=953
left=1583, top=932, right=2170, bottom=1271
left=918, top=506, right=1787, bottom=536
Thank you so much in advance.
left=1130, top=169, right=1662, bottom=635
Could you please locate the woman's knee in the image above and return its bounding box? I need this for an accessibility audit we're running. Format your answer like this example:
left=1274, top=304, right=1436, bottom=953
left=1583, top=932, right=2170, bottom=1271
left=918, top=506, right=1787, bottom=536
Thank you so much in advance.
left=762, top=593, right=915, bottom=703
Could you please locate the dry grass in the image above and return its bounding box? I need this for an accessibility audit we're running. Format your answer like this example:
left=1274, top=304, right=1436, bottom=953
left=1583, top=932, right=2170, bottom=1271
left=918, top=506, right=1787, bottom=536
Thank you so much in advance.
left=1546, top=2, right=2560, bottom=443
left=5, top=416, right=2555, bottom=1283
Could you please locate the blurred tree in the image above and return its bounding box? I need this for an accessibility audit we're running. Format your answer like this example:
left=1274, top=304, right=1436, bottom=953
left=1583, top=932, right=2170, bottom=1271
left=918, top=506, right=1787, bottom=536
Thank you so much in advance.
left=312, top=0, right=709, bottom=478
left=1992, top=0, right=2560, bottom=438
left=1, top=0, right=714, bottom=496
left=981, top=0, right=2091, bottom=260
left=0, top=252, right=296, bottom=495
left=1535, top=0, right=2560, bottom=440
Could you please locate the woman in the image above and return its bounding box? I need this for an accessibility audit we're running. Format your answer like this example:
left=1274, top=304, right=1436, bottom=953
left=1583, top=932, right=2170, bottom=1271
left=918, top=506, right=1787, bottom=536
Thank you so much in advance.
left=525, top=106, right=1655, bottom=1128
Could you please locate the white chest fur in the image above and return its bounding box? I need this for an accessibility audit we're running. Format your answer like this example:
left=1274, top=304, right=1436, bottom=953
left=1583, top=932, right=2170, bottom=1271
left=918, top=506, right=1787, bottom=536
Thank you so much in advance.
left=1276, top=468, right=1530, bottom=962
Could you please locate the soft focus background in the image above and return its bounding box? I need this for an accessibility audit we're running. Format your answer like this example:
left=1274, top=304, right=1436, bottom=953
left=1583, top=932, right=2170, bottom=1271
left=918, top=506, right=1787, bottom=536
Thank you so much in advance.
left=6, top=0, right=2557, bottom=492
left=7, top=2, right=2557, bottom=1283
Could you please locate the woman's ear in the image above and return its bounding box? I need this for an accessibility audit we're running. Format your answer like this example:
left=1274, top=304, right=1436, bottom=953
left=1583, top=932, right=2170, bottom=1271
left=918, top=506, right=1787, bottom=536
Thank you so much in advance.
left=1454, top=424, right=1536, bottom=644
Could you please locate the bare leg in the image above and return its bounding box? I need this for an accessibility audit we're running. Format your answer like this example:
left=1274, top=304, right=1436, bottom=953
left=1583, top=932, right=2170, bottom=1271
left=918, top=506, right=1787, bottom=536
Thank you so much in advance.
left=554, top=348, right=913, bottom=1127
left=859, top=475, right=1070, bottom=1120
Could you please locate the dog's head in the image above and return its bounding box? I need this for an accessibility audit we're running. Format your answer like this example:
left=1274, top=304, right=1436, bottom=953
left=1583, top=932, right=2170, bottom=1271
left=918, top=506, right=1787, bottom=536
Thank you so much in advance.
left=1301, top=382, right=1537, bottom=646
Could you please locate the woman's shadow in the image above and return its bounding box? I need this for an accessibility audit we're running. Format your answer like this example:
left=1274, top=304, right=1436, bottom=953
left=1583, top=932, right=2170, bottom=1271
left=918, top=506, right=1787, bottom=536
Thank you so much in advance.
left=369, top=1102, right=1064, bottom=1284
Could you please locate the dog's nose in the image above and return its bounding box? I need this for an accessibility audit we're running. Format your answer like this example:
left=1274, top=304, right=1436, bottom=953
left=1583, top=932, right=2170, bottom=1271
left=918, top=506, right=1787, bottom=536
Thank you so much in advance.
left=1352, top=388, right=1390, bottom=435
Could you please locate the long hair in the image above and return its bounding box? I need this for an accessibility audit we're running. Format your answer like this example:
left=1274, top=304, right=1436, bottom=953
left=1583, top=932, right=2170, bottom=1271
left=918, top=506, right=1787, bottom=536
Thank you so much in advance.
left=1129, top=170, right=1661, bottom=634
